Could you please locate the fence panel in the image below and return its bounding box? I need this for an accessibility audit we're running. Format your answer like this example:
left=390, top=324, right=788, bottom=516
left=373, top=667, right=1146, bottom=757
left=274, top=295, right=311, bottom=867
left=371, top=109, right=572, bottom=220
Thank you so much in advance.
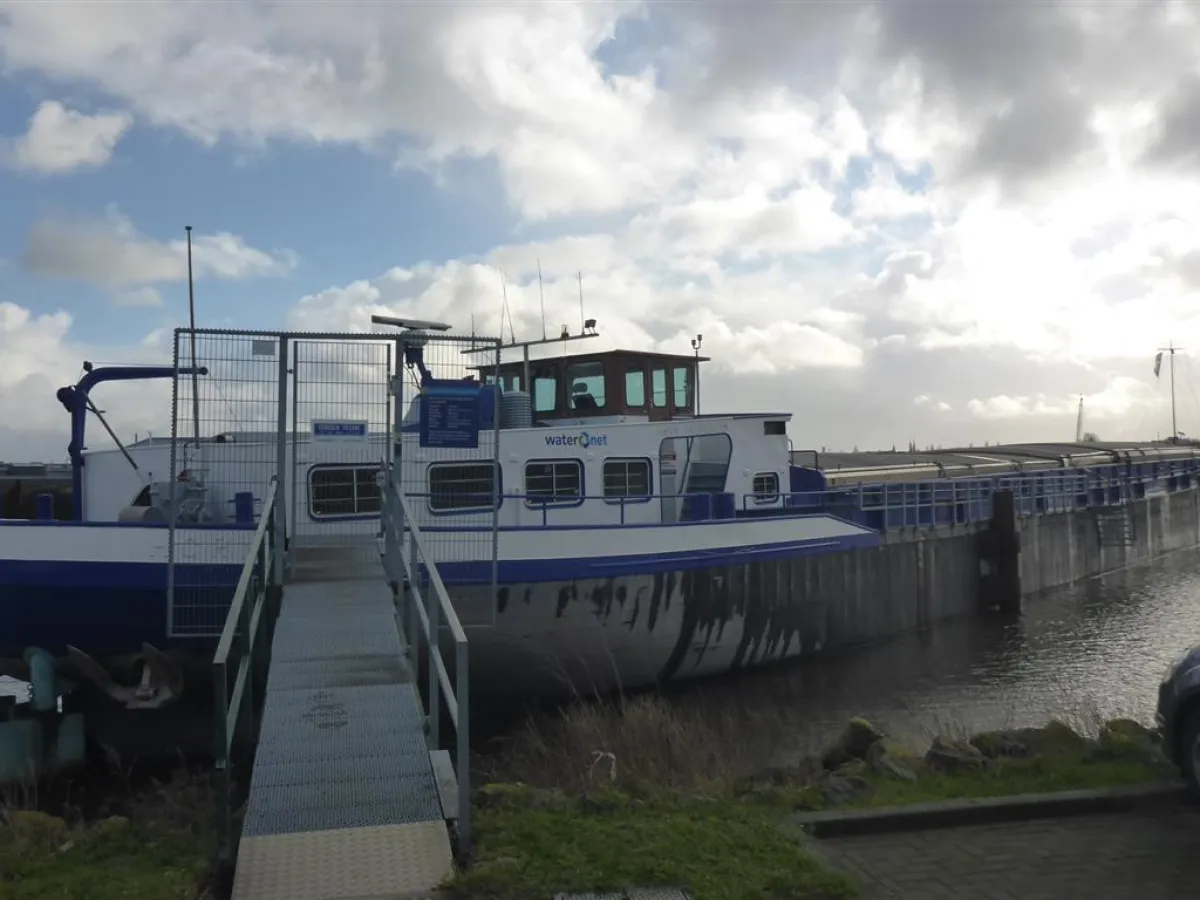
left=168, top=330, right=284, bottom=638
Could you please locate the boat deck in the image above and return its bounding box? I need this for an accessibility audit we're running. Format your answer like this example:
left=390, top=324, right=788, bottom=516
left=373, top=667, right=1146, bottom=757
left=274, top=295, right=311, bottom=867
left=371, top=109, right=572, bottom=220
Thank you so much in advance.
left=231, top=548, right=453, bottom=900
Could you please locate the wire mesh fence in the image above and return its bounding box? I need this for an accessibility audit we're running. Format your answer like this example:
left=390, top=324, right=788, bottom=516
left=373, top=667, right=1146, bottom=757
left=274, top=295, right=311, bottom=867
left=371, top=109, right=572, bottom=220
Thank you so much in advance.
left=168, top=330, right=283, bottom=638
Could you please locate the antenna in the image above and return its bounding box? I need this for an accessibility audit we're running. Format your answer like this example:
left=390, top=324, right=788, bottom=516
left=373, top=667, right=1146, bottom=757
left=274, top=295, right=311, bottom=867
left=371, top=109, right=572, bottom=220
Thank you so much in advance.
left=185, top=225, right=200, bottom=447
left=538, top=259, right=546, bottom=341
left=500, top=271, right=516, bottom=344
left=577, top=270, right=585, bottom=335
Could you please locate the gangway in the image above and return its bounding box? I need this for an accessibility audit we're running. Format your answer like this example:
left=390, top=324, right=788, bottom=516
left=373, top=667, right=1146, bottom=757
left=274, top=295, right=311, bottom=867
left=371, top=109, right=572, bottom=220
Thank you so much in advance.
left=212, top=475, right=470, bottom=900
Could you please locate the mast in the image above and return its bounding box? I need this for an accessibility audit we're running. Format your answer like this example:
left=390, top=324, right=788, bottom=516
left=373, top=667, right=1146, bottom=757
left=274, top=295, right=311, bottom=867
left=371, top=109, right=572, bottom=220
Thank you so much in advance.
left=186, top=225, right=200, bottom=447
left=1157, top=341, right=1183, bottom=442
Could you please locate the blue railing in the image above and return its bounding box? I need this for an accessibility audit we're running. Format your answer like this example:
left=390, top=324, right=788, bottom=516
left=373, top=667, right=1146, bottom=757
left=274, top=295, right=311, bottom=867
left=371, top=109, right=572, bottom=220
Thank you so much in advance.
left=401, top=458, right=1200, bottom=534
left=212, top=475, right=280, bottom=868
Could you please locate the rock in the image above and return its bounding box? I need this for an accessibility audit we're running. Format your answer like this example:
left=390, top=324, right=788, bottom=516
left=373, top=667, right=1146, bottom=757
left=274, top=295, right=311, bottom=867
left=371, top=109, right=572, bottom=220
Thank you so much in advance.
left=756, top=754, right=824, bottom=786
left=818, top=773, right=873, bottom=806
left=969, top=729, right=1038, bottom=759
left=1039, top=720, right=1088, bottom=755
left=866, top=740, right=919, bottom=783
left=5, top=810, right=69, bottom=852
left=1102, top=718, right=1157, bottom=743
left=925, top=736, right=988, bottom=773
left=821, top=717, right=885, bottom=770
left=89, top=816, right=131, bottom=842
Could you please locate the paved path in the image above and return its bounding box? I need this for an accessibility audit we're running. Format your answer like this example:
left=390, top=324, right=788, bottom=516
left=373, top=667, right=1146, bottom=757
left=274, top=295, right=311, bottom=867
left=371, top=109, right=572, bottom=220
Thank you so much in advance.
left=812, top=802, right=1199, bottom=899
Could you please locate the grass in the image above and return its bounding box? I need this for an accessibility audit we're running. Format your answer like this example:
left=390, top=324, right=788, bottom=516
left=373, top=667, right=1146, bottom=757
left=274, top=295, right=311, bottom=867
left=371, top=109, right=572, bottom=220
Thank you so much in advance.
left=0, top=766, right=215, bottom=900
left=451, top=788, right=856, bottom=900
left=452, top=696, right=1179, bottom=900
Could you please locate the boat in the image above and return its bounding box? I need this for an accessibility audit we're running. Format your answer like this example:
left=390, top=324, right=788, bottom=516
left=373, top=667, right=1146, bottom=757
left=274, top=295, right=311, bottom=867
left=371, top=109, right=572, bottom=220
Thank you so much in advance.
left=0, top=324, right=887, bottom=703
left=2, top=323, right=1198, bottom=706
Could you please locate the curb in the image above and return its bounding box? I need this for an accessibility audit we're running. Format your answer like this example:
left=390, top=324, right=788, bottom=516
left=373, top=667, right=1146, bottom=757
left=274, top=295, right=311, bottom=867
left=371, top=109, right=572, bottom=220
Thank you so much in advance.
left=790, top=782, right=1188, bottom=838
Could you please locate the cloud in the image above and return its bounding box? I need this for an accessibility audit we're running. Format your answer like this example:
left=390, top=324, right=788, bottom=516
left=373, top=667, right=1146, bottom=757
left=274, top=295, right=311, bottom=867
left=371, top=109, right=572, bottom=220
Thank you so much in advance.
left=0, top=302, right=173, bottom=461
left=3, top=1, right=1200, bottom=461
left=2, top=100, right=131, bottom=173
left=21, top=207, right=298, bottom=302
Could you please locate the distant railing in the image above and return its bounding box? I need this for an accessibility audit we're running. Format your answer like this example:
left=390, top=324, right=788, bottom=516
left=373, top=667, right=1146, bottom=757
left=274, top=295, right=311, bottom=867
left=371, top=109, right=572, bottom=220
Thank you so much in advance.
left=212, top=475, right=280, bottom=867
left=381, top=473, right=471, bottom=853
left=399, top=458, right=1200, bottom=534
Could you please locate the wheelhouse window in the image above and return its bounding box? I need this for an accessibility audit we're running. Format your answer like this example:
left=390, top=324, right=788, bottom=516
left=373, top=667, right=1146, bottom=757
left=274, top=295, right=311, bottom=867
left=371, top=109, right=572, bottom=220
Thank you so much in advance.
left=568, top=360, right=606, bottom=411
left=533, top=368, right=558, bottom=414
left=486, top=371, right=523, bottom=392
left=625, top=367, right=646, bottom=407
left=525, top=460, right=582, bottom=504
left=310, top=465, right=382, bottom=518
left=603, top=458, right=652, bottom=499
left=673, top=365, right=693, bottom=408
left=428, top=462, right=498, bottom=512
left=651, top=367, right=668, bottom=408
left=752, top=472, right=780, bottom=504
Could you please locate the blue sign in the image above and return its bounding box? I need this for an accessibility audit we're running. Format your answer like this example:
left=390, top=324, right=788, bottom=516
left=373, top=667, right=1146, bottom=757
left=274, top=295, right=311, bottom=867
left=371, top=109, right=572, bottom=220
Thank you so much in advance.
left=419, top=383, right=480, bottom=449
left=312, top=420, right=368, bottom=440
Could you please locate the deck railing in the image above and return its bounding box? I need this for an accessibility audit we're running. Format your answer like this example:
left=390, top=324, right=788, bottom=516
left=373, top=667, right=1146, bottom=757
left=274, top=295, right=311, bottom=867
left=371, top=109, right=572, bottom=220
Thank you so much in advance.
left=212, top=475, right=280, bottom=867
left=395, top=458, right=1200, bottom=534
left=381, top=472, right=471, bottom=853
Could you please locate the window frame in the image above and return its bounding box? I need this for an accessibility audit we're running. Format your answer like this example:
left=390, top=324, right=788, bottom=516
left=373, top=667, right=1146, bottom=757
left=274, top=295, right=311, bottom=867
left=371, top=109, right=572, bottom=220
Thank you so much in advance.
left=625, top=365, right=647, bottom=408
left=308, top=463, right=384, bottom=521
left=602, top=457, right=653, bottom=504
left=426, top=461, right=502, bottom=515
left=567, top=360, right=607, bottom=411
left=524, top=458, right=585, bottom=508
left=672, top=364, right=693, bottom=409
left=751, top=471, right=781, bottom=505
left=651, top=366, right=668, bottom=408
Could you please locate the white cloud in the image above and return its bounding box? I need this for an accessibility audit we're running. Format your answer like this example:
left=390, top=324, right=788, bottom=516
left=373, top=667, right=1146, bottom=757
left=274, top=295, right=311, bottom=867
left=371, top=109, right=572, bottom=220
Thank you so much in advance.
left=0, top=302, right=172, bottom=461
left=3, top=100, right=131, bottom=173
left=22, top=207, right=299, bottom=304
left=4, top=2, right=1200, bottom=457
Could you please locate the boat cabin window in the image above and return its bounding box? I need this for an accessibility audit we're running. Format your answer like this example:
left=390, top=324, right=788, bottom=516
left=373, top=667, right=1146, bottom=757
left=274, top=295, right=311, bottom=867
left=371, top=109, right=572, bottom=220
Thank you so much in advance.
left=486, top=371, right=523, bottom=392
left=651, top=366, right=668, bottom=408
left=428, top=462, right=498, bottom=512
left=603, top=458, right=652, bottom=499
left=625, top=366, right=646, bottom=407
left=533, top=368, right=558, bottom=415
left=310, top=465, right=382, bottom=518
left=673, top=365, right=692, bottom=408
left=752, top=472, right=780, bottom=503
left=525, top=460, right=582, bottom=505
left=568, top=360, right=606, bottom=411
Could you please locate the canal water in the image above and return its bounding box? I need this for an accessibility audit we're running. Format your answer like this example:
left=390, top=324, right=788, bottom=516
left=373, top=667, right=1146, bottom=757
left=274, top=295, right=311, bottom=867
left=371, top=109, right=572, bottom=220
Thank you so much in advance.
left=649, top=549, right=1200, bottom=757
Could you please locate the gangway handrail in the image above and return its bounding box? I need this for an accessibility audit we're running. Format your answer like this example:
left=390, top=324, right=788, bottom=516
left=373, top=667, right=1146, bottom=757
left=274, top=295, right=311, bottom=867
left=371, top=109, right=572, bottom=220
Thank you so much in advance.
left=212, top=475, right=280, bottom=867
left=381, top=472, right=471, bottom=853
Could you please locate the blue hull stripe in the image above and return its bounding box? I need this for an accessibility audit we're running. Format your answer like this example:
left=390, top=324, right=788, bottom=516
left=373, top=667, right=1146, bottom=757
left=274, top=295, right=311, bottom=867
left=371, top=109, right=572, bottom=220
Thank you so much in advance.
left=0, top=533, right=878, bottom=654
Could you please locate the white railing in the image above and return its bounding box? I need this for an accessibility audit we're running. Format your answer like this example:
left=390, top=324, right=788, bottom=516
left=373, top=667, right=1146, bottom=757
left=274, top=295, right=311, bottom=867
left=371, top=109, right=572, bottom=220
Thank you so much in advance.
left=380, top=471, right=471, bottom=853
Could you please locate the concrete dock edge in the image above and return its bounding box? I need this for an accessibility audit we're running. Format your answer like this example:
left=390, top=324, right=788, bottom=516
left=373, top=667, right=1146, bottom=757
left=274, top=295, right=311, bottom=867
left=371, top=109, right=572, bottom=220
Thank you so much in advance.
left=790, top=782, right=1188, bottom=838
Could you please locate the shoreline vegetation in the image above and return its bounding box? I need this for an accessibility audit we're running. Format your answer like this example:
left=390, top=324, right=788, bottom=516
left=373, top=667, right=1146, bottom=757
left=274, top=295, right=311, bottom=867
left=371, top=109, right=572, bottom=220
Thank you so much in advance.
left=0, top=697, right=1177, bottom=900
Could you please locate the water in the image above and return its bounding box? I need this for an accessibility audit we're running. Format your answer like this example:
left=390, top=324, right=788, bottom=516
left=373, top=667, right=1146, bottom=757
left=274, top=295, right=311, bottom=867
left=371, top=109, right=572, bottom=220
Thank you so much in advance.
left=657, top=549, right=1200, bottom=755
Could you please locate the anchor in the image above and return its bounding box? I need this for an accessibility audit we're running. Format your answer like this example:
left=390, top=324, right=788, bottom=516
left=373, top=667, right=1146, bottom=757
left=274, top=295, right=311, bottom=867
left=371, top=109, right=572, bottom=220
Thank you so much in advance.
left=65, top=643, right=185, bottom=710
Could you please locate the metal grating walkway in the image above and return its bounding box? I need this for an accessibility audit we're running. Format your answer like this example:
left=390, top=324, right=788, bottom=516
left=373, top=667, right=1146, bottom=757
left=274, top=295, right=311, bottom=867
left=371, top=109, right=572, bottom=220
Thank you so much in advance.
left=231, top=552, right=453, bottom=900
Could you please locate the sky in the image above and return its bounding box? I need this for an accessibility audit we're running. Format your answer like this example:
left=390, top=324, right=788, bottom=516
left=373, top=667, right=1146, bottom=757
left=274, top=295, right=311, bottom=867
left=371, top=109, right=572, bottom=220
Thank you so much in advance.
left=3, top=0, right=1200, bottom=462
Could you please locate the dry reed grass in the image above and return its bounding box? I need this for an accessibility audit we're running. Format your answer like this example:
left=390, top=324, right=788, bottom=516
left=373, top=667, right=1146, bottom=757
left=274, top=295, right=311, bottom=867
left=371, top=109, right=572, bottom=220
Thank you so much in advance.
left=484, top=691, right=808, bottom=793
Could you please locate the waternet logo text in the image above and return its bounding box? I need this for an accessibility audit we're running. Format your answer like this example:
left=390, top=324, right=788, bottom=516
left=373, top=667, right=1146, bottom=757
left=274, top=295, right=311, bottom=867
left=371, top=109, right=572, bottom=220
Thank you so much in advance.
left=544, top=432, right=609, bottom=449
